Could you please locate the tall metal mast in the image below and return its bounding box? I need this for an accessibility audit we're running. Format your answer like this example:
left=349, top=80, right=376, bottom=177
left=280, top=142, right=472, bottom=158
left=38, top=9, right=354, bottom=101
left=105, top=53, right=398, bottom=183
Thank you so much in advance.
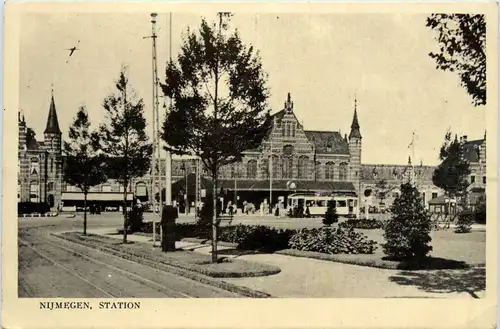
left=164, top=12, right=173, bottom=206
left=148, top=12, right=161, bottom=246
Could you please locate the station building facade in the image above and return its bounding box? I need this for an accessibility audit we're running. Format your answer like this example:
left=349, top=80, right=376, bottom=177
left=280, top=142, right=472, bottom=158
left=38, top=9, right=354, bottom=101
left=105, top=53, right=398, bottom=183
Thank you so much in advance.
left=18, top=92, right=486, bottom=214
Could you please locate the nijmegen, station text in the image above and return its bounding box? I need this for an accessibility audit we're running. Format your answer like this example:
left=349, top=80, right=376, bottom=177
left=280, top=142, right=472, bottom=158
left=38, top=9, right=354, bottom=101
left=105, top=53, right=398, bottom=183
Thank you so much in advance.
left=39, top=301, right=141, bottom=310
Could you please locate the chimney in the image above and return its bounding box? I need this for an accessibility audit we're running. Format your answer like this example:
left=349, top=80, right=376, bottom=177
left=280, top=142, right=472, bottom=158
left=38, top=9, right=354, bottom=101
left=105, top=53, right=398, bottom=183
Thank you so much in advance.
left=463, top=135, right=468, bottom=143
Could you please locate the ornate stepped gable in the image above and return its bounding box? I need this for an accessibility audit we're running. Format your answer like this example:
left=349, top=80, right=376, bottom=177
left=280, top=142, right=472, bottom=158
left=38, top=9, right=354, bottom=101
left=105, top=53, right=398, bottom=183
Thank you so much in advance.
left=246, top=93, right=351, bottom=155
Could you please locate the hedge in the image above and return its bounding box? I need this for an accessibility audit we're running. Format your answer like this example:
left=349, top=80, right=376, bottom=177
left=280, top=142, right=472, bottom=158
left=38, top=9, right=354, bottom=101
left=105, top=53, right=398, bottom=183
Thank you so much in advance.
left=338, top=219, right=384, bottom=230
left=18, top=202, right=50, bottom=215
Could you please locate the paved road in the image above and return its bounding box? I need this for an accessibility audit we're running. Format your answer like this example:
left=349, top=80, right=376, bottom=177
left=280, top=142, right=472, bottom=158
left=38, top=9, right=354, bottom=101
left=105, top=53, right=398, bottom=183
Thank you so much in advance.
left=18, top=216, right=241, bottom=298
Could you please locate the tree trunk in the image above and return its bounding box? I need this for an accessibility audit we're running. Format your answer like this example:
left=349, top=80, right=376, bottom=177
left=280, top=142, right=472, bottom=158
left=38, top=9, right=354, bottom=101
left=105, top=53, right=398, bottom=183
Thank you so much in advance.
left=83, top=191, right=88, bottom=235
left=122, top=182, right=128, bottom=244
left=211, top=174, right=218, bottom=263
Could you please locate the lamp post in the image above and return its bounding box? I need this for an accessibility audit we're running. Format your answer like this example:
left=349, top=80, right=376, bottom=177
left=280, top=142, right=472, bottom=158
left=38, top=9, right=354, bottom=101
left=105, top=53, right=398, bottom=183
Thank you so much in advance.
left=269, top=116, right=276, bottom=213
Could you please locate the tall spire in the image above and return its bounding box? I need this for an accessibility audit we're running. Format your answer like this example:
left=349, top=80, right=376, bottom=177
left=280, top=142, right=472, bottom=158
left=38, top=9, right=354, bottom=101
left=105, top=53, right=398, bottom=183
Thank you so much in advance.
left=44, top=90, right=61, bottom=134
left=349, top=95, right=362, bottom=139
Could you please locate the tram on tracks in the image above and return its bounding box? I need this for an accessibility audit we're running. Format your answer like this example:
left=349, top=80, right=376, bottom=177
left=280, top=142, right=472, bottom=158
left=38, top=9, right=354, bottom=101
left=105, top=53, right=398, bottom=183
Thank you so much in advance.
left=287, top=192, right=358, bottom=218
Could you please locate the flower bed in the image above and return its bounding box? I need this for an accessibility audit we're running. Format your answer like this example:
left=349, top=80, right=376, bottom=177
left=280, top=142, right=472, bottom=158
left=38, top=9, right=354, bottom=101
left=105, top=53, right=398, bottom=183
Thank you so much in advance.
left=289, top=227, right=377, bottom=254
left=338, top=219, right=384, bottom=230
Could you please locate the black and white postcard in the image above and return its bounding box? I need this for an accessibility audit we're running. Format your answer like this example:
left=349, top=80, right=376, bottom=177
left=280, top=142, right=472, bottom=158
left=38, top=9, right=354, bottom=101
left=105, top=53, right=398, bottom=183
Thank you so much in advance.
left=3, top=2, right=498, bottom=329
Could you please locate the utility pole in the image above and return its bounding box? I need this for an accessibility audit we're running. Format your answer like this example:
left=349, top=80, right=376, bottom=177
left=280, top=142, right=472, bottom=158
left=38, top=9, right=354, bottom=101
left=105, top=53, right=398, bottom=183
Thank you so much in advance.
left=164, top=12, right=173, bottom=207
left=269, top=116, right=276, bottom=214
left=146, top=12, right=161, bottom=247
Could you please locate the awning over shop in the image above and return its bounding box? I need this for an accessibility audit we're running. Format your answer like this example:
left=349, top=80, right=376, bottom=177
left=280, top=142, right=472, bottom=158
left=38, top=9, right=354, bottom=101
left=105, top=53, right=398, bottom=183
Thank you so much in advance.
left=62, top=192, right=134, bottom=201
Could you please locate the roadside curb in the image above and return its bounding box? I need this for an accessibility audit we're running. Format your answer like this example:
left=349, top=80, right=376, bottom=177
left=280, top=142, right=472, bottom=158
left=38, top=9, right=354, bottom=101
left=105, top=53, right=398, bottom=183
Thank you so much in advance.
left=51, top=233, right=273, bottom=298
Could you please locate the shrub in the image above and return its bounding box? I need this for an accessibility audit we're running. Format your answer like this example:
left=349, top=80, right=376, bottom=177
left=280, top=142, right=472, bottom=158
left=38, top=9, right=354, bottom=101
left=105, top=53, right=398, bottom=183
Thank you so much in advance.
left=323, top=200, right=339, bottom=226
left=382, top=183, right=432, bottom=260
left=455, top=209, right=475, bottom=233
left=126, top=204, right=144, bottom=233
left=474, top=196, right=486, bottom=224
left=339, top=219, right=384, bottom=230
left=218, top=224, right=296, bottom=252
left=289, top=227, right=377, bottom=254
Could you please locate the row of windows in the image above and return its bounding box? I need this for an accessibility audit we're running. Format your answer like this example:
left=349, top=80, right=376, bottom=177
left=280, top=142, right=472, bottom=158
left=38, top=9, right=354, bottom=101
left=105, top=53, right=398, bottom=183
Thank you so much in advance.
left=223, top=159, right=349, bottom=180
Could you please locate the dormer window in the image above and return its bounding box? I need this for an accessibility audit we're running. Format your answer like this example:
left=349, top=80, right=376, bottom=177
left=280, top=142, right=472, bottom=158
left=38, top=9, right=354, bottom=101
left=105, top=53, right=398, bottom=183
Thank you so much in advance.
left=327, top=144, right=332, bottom=152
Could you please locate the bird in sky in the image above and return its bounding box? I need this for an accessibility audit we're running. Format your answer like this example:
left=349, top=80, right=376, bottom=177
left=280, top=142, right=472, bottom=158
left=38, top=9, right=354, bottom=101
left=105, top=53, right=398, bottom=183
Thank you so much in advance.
left=65, top=40, right=80, bottom=63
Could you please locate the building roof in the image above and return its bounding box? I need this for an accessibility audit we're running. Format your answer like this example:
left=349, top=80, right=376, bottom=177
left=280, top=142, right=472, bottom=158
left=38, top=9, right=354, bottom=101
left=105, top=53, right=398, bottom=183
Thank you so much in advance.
left=44, top=94, right=62, bottom=134
left=462, top=139, right=484, bottom=163
left=349, top=102, right=362, bottom=139
left=304, top=130, right=350, bottom=155
left=361, top=164, right=436, bottom=183
left=27, top=140, right=44, bottom=151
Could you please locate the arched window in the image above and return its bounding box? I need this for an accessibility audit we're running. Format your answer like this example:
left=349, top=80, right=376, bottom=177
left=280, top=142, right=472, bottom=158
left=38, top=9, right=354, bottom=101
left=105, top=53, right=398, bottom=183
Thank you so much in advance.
left=270, top=155, right=280, bottom=179
left=47, top=182, right=54, bottom=192
left=315, top=161, right=322, bottom=180
left=298, top=156, right=309, bottom=179
left=282, top=156, right=293, bottom=179
left=247, top=160, right=257, bottom=179
left=30, top=181, right=39, bottom=202
left=286, top=123, right=291, bottom=137
left=231, top=165, right=236, bottom=179
left=18, top=180, right=21, bottom=201
left=292, top=123, right=296, bottom=137
left=135, top=182, right=147, bottom=197
left=325, top=162, right=335, bottom=180
left=30, top=158, right=39, bottom=176
left=261, top=158, right=269, bottom=179
left=339, top=163, right=348, bottom=180
left=47, top=194, right=55, bottom=207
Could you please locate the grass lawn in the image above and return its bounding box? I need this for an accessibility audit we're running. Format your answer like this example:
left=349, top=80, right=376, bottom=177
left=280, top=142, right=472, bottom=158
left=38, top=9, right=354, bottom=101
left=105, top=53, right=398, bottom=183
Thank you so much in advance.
left=357, top=229, right=485, bottom=266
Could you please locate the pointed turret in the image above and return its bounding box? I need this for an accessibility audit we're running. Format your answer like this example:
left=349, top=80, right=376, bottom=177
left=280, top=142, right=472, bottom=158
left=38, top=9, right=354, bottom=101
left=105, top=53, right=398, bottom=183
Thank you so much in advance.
left=44, top=92, right=61, bottom=135
left=44, top=89, right=62, bottom=153
left=349, top=98, right=362, bottom=139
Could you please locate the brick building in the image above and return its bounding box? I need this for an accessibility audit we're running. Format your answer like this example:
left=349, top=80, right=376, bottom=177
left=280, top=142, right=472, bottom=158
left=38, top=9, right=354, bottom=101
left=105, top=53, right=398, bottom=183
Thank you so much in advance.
left=19, top=91, right=485, bottom=215
left=18, top=92, right=63, bottom=210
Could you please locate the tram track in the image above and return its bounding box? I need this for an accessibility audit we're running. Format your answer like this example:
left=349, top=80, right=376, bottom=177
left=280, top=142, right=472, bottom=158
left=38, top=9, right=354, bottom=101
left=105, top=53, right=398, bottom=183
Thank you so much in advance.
left=19, top=233, right=242, bottom=298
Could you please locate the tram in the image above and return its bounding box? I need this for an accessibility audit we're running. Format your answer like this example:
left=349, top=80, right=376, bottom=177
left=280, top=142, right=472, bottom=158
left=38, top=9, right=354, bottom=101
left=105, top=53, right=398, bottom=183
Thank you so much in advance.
left=287, top=193, right=358, bottom=218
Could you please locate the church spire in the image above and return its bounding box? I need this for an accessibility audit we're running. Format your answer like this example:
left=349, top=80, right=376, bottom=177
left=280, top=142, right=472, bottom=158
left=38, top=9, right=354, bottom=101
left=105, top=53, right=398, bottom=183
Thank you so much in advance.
left=349, top=96, right=362, bottom=139
left=44, top=89, right=61, bottom=134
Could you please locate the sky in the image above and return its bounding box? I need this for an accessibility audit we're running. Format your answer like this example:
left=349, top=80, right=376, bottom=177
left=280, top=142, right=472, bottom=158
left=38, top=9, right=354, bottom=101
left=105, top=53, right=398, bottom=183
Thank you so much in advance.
left=19, top=12, right=486, bottom=165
